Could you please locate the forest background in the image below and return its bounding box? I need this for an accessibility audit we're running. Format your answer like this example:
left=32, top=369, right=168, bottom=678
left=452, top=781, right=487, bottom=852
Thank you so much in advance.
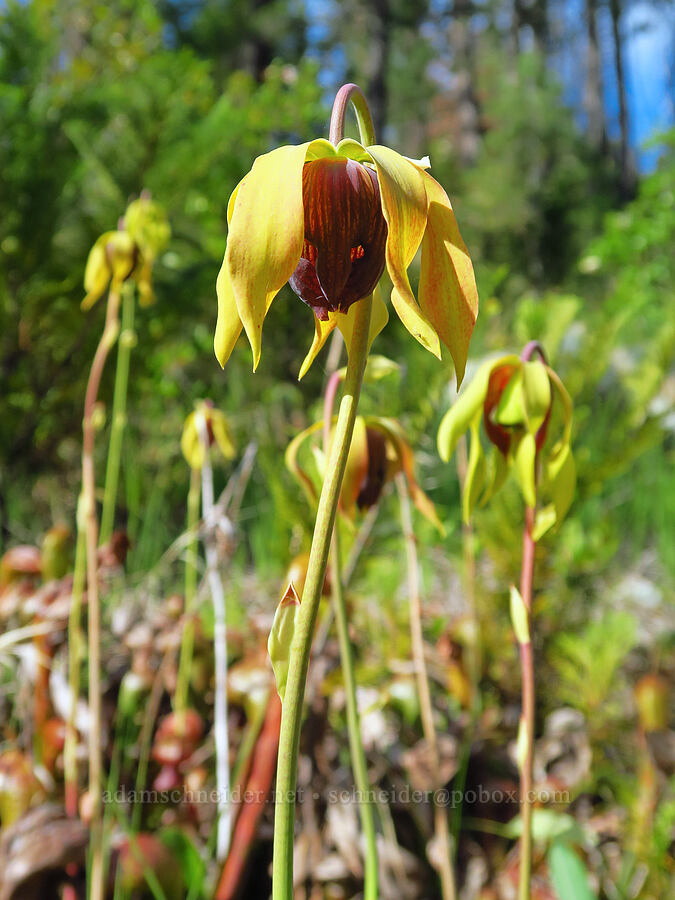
left=0, top=0, right=674, bottom=897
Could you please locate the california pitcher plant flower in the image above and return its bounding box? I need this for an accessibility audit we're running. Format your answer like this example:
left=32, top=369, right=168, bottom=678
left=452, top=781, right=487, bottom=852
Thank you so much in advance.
left=287, top=414, right=444, bottom=533
left=215, top=128, right=479, bottom=384
left=82, top=195, right=170, bottom=310
left=181, top=400, right=236, bottom=471
left=437, top=344, right=575, bottom=539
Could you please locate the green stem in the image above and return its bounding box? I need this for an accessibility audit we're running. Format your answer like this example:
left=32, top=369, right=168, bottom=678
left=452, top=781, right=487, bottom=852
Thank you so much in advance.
left=450, top=434, right=482, bottom=849
left=100, top=283, right=136, bottom=544
left=272, top=295, right=372, bottom=900
left=174, top=465, right=201, bottom=714
left=322, top=364, right=378, bottom=899
left=396, top=474, right=456, bottom=900
left=331, top=513, right=379, bottom=899
left=517, top=505, right=536, bottom=900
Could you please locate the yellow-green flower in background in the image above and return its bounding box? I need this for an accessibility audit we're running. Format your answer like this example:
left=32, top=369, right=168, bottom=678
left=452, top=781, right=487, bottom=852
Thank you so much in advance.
left=437, top=348, right=575, bottom=539
left=124, top=195, right=171, bottom=305
left=181, top=400, right=236, bottom=470
left=215, top=137, right=479, bottom=385
left=82, top=230, right=138, bottom=310
left=287, top=413, right=444, bottom=534
left=82, top=195, right=170, bottom=310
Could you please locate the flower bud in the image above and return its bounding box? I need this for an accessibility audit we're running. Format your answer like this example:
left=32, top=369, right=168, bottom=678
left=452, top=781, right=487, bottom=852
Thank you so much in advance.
left=268, top=583, right=300, bottom=700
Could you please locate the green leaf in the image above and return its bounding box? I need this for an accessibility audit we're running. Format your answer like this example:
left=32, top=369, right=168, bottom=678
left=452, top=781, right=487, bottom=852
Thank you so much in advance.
left=532, top=503, right=557, bottom=541
left=159, top=828, right=206, bottom=900
left=462, top=416, right=486, bottom=523
left=522, top=360, right=551, bottom=433
left=548, top=840, right=597, bottom=900
left=356, top=354, right=402, bottom=383
left=513, top=432, right=537, bottom=508
left=268, top=584, right=300, bottom=700
left=509, top=585, right=530, bottom=644
left=505, top=810, right=588, bottom=845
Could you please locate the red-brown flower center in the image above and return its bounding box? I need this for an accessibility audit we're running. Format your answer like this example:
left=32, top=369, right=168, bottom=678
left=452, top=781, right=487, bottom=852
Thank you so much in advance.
left=484, top=364, right=553, bottom=455
left=289, top=157, right=388, bottom=320
left=356, top=427, right=388, bottom=510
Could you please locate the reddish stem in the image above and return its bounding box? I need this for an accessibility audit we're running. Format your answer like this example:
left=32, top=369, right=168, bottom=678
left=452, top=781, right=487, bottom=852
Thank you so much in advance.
left=329, top=83, right=376, bottom=146
left=518, top=505, right=536, bottom=900
left=323, top=370, right=342, bottom=454
left=82, top=289, right=120, bottom=900
left=215, top=691, right=282, bottom=900
left=520, top=341, right=547, bottom=365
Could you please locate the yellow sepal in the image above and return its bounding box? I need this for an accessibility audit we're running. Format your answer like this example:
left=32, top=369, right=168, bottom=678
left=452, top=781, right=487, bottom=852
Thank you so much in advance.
left=367, top=145, right=440, bottom=358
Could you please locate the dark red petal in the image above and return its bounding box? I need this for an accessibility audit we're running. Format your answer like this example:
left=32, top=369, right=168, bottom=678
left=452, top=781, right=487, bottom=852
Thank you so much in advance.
left=535, top=389, right=553, bottom=452
left=289, top=157, right=387, bottom=318
left=483, top=363, right=518, bottom=456
left=288, top=254, right=329, bottom=320
left=356, top=428, right=388, bottom=510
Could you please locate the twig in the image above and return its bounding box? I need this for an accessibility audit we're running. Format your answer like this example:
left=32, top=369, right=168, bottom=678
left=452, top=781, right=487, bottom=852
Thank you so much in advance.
left=218, top=441, right=258, bottom=521
left=196, top=411, right=232, bottom=862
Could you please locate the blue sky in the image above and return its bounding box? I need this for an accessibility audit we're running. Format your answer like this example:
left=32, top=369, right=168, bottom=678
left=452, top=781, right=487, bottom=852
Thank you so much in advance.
left=622, top=4, right=674, bottom=169
left=306, top=0, right=674, bottom=171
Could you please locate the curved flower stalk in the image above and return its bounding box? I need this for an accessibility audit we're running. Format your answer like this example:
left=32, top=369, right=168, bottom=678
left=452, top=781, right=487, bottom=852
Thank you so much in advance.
left=213, top=83, right=478, bottom=899
left=177, top=401, right=236, bottom=861
left=437, top=342, right=575, bottom=900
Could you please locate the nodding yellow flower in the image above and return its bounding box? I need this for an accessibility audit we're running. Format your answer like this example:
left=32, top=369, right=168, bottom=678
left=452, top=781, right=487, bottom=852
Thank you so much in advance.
left=215, top=138, right=479, bottom=386
left=181, top=400, right=236, bottom=470
left=82, top=230, right=138, bottom=310
left=437, top=350, right=575, bottom=538
left=286, top=414, right=444, bottom=534
left=82, top=196, right=170, bottom=310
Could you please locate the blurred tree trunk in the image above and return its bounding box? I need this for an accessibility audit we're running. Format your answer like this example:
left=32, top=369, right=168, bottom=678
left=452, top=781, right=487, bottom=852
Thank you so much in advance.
left=368, top=0, right=391, bottom=138
left=608, top=0, right=635, bottom=195
left=531, top=0, right=549, bottom=55
left=510, top=0, right=521, bottom=62
left=450, top=0, right=482, bottom=162
left=240, top=0, right=273, bottom=80
left=585, top=0, right=607, bottom=150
